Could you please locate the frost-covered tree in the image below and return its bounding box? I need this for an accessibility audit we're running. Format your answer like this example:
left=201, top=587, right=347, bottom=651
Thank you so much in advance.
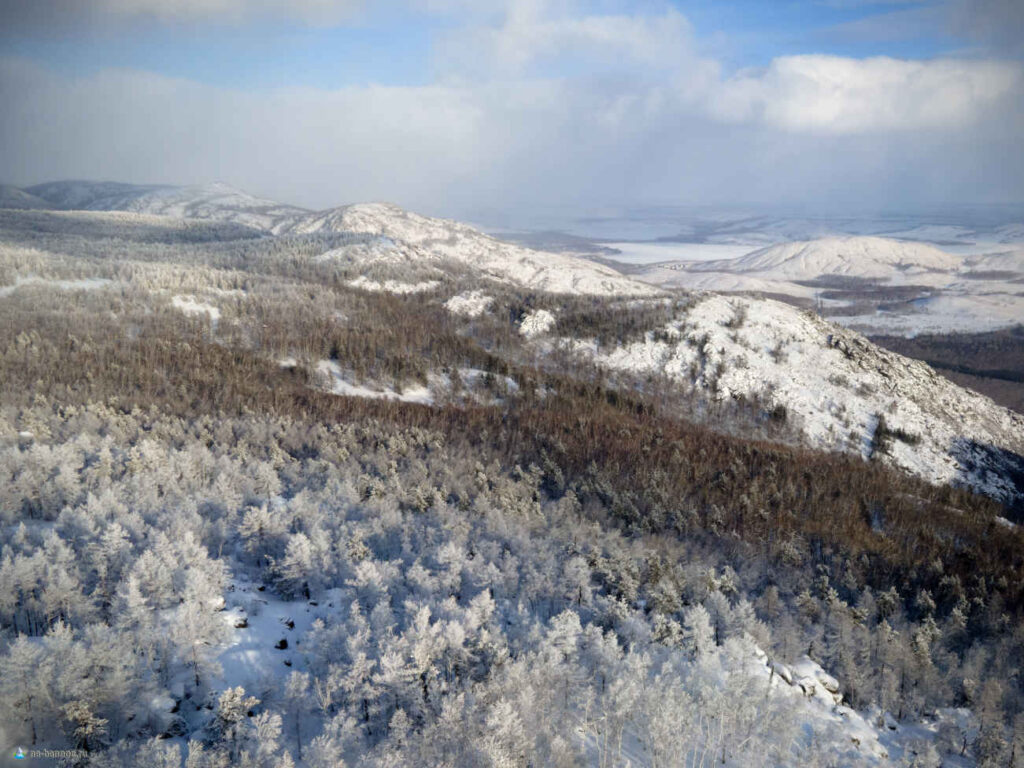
left=683, top=603, right=716, bottom=660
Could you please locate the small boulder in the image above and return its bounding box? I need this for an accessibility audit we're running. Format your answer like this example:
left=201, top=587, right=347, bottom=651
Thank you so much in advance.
left=770, top=662, right=793, bottom=685
left=818, top=672, right=840, bottom=694
left=797, top=677, right=817, bottom=697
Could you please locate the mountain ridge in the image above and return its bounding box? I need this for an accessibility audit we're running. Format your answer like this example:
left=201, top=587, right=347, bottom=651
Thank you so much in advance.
left=2, top=181, right=1021, bottom=504
left=5, top=181, right=658, bottom=297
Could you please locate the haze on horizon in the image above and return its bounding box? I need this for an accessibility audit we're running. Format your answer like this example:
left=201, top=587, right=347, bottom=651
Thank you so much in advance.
left=1, top=0, right=1023, bottom=222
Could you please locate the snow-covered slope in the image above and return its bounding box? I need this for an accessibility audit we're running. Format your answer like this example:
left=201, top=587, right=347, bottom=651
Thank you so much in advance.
left=25, top=180, right=310, bottom=232
left=115, top=182, right=310, bottom=231
left=993, top=223, right=1024, bottom=243
left=25, top=180, right=170, bottom=210
left=688, top=236, right=961, bottom=281
left=567, top=294, right=1024, bottom=504
left=637, top=266, right=819, bottom=298
left=282, top=202, right=657, bottom=296
left=635, top=235, right=1023, bottom=336
left=14, top=182, right=653, bottom=296
left=964, top=248, right=1024, bottom=275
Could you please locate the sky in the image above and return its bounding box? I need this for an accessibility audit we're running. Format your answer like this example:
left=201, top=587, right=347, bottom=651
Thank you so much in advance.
left=0, top=0, right=1022, bottom=219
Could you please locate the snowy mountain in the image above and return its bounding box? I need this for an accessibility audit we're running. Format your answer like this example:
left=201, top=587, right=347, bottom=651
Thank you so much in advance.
left=4, top=181, right=656, bottom=296
left=25, top=179, right=171, bottom=210
left=565, top=293, right=1024, bottom=505
left=686, top=236, right=962, bottom=281
left=23, top=180, right=310, bottom=232
left=285, top=202, right=658, bottom=296
left=114, top=182, right=311, bottom=232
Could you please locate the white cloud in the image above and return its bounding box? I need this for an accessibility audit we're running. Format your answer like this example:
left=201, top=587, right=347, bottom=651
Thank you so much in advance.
left=1, top=2, right=1022, bottom=213
left=432, top=3, right=1022, bottom=134
left=463, top=6, right=704, bottom=75
left=711, top=55, right=1022, bottom=133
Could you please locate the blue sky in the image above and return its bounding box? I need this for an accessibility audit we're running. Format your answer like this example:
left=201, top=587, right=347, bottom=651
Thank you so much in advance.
left=0, top=0, right=1021, bottom=213
left=0, top=10, right=435, bottom=89
left=680, top=0, right=958, bottom=66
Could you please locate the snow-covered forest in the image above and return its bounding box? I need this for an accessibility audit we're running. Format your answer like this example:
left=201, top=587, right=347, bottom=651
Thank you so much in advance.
left=1, top=207, right=1023, bottom=767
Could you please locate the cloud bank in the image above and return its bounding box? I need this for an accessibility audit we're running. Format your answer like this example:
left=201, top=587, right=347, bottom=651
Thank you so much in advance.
left=712, top=55, right=1021, bottom=133
left=1, top=0, right=1022, bottom=215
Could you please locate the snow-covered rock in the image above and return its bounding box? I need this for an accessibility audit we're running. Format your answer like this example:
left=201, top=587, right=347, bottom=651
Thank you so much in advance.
left=520, top=309, right=557, bottom=337
left=792, top=656, right=843, bottom=704
left=445, top=290, right=493, bottom=317
left=347, top=275, right=441, bottom=294
left=770, top=661, right=793, bottom=685
left=171, top=295, right=221, bottom=328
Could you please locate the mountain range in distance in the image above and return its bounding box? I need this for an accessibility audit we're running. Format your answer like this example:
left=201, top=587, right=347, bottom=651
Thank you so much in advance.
left=636, top=236, right=1024, bottom=337
left=1, top=177, right=1022, bottom=512
left=6, top=178, right=1022, bottom=338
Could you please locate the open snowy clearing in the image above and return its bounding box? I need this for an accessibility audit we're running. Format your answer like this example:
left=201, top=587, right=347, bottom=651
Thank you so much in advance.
left=843, top=292, right=1024, bottom=336
left=317, top=360, right=435, bottom=404
left=171, top=294, right=222, bottom=329
left=0, top=275, right=113, bottom=296
left=347, top=275, right=442, bottom=294
left=315, top=360, right=518, bottom=406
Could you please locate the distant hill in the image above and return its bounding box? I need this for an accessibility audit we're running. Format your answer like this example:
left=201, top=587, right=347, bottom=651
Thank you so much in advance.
left=4, top=181, right=657, bottom=297
left=0, top=184, right=54, bottom=210
left=687, top=236, right=962, bottom=281
left=25, top=179, right=171, bottom=209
